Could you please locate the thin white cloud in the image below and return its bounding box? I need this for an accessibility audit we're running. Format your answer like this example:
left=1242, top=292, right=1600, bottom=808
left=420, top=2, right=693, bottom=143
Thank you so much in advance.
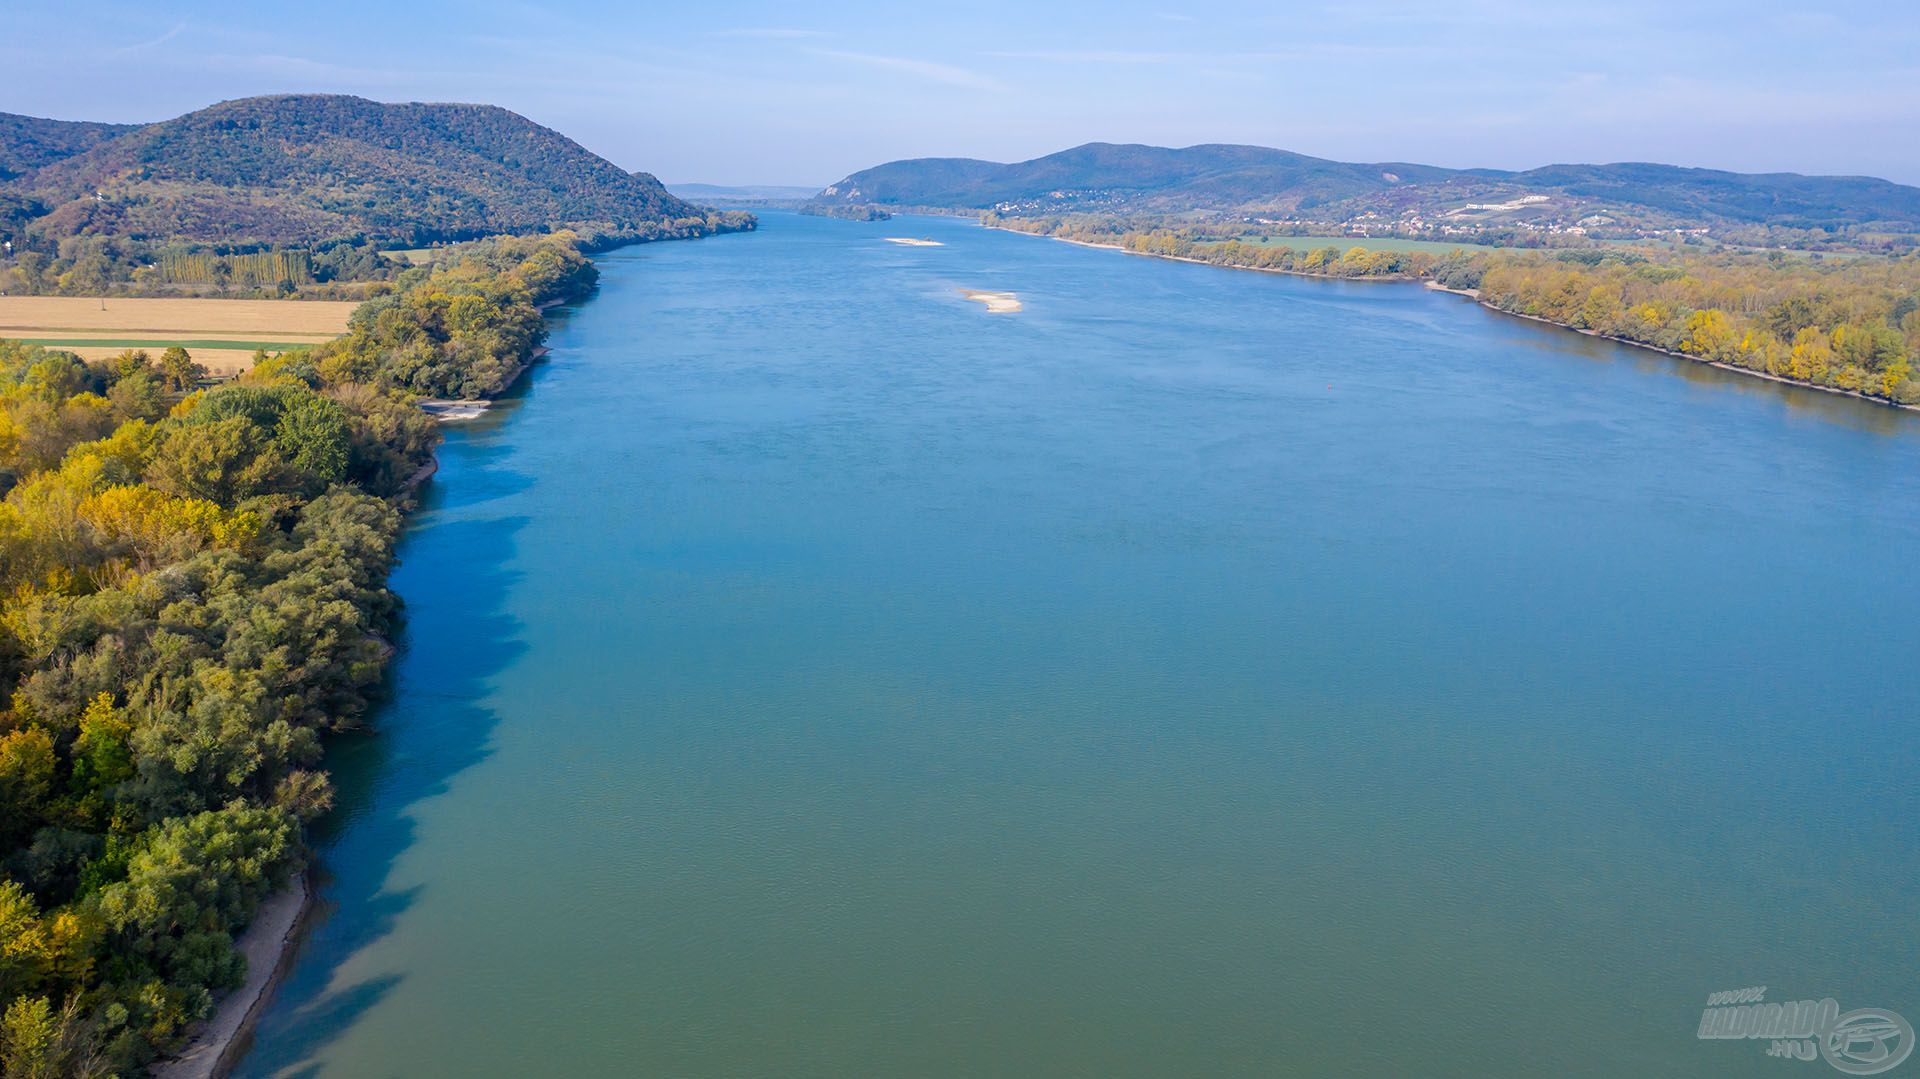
left=989, top=44, right=1416, bottom=66
left=809, top=48, right=1003, bottom=91
left=713, top=28, right=829, bottom=39
left=114, top=22, right=186, bottom=54
left=191, top=51, right=438, bottom=87
left=990, top=49, right=1183, bottom=65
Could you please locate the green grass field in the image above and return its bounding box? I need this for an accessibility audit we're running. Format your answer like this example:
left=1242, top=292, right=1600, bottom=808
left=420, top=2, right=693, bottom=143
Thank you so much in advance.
left=1239, top=235, right=1506, bottom=255
left=9, top=338, right=314, bottom=351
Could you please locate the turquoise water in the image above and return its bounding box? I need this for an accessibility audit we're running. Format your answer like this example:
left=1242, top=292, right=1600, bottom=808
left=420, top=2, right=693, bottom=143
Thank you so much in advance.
left=240, top=213, right=1920, bottom=1077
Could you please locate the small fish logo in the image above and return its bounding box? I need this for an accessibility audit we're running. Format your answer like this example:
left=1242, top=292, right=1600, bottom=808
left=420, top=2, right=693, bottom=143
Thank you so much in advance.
left=1822, top=1009, right=1914, bottom=1075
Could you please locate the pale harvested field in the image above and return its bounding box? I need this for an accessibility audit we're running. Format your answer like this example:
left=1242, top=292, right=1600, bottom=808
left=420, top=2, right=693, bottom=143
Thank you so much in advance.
left=0, top=296, right=354, bottom=374
left=0, top=296, right=355, bottom=337
left=58, top=346, right=261, bottom=376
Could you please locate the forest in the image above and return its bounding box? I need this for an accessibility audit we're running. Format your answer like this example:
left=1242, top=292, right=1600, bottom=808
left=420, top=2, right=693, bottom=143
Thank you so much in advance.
left=0, top=233, right=594, bottom=1075
left=1459, top=251, right=1920, bottom=403
left=797, top=203, right=892, bottom=222
left=0, top=217, right=751, bottom=302
left=0, top=237, right=405, bottom=300
left=987, top=214, right=1920, bottom=406
left=985, top=214, right=1442, bottom=278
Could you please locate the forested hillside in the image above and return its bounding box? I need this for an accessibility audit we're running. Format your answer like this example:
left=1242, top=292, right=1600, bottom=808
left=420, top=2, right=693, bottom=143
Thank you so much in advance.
left=0, top=234, right=593, bottom=1076
left=817, top=142, right=1920, bottom=245
left=1, top=96, right=743, bottom=247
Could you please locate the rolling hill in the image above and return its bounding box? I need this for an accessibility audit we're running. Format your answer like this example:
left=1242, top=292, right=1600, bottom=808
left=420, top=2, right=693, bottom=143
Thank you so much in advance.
left=814, top=142, right=1920, bottom=234
left=819, top=144, right=1453, bottom=211
left=0, top=114, right=138, bottom=181
left=1, top=94, right=721, bottom=246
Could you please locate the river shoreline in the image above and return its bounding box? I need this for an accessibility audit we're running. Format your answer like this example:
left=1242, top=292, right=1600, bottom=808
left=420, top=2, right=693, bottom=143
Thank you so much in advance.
left=152, top=299, right=568, bottom=1077
left=151, top=873, right=311, bottom=1079
left=992, top=224, right=1916, bottom=414
left=990, top=226, right=1418, bottom=285
left=1420, top=282, right=1920, bottom=413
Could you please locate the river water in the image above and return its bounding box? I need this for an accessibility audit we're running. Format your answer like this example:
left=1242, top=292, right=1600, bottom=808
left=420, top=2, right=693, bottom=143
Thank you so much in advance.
left=239, top=213, right=1920, bottom=1077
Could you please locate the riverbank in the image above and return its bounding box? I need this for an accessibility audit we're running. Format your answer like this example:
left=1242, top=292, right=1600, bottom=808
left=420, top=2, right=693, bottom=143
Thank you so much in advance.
left=152, top=873, right=311, bottom=1079
left=149, top=257, right=580, bottom=1076
left=991, top=226, right=1421, bottom=284
left=415, top=346, right=551, bottom=421
left=1423, top=282, right=1920, bottom=414
left=994, top=224, right=1913, bottom=414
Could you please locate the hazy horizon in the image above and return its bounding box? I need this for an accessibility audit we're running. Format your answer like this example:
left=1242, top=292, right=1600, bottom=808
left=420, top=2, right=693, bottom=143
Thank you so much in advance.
left=5, top=0, right=1918, bottom=187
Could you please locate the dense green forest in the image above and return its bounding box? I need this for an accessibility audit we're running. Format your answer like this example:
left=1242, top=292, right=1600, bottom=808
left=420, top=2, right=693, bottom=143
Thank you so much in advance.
left=0, top=233, right=594, bottom=1075
left=0, top=118, right=135, bottom=184
left=988, top=215, right=1920, bottom=406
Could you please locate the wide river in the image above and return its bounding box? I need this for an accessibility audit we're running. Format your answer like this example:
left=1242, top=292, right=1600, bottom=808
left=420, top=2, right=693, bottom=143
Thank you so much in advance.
left=240, top=213, right=1920, bottom=1077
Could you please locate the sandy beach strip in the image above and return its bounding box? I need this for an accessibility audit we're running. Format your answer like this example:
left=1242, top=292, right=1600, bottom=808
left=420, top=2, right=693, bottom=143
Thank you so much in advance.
left=960, top=288, right=1022, bottom=313
left=152, top=874, right=311, bottom=1079
left=885, top=237, right=944, bottom=247
left=417, top=398, right=493, bottom=421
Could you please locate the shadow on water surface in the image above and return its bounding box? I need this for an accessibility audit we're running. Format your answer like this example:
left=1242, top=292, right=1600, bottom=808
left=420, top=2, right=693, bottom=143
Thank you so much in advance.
left=235, top=459, right=534, bottom=1075
left=239, top=297, right=584, bottom=1076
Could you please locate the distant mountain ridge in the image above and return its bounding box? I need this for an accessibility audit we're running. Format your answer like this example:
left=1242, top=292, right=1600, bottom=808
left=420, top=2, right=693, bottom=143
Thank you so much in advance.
left=0, top=94, right=720, bottom=246
left=820, top=144, right=1453, bottom=209
left=669, top=183, right=824, bottom=203
left=815, top=142, right=1920, bottom=233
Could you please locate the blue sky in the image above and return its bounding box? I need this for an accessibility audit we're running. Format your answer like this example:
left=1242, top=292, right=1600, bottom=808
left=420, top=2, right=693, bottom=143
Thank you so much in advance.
left=4, top=0, right=1918, bottom=185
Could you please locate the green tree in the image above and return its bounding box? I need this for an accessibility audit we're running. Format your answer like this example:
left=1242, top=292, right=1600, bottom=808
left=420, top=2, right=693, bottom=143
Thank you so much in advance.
left=0, top=729, right=55, bottom=847
left=106, top=366, right=166, bottom=423
left=159, top=348, right=203, bottom=393
left=146, top=416, right=285, bottom=506
left=0, top=995, right=58, bottom=1079
left=96, top=804, right=297, bottom=992
left=71, top=694, right=135, bottom=795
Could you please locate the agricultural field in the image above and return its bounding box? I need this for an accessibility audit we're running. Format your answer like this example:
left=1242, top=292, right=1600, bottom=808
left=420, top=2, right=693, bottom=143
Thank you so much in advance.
left=0, top=295, right=354, bottom=374
left=1242, top=235, right=1507, bottom=255
left=389, top=245, right=466, bottom=265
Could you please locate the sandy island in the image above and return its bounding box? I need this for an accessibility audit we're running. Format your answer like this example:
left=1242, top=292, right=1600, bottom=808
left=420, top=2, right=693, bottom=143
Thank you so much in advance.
left=960, top=289, right=1022, bottom=314
left=885, top=237, right=944, bottom=247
